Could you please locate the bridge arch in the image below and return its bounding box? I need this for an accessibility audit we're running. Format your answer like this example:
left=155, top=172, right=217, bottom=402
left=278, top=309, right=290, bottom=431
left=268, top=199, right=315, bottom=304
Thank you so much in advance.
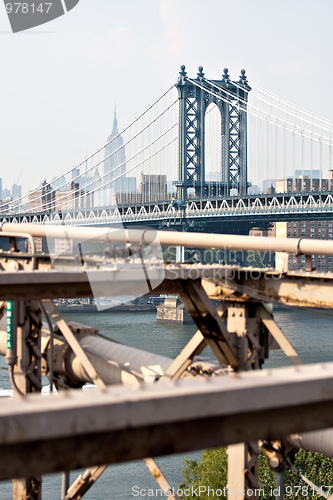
left=175, top=66, right=250, bottom=199
left=204, top=103, right=223, bottom=197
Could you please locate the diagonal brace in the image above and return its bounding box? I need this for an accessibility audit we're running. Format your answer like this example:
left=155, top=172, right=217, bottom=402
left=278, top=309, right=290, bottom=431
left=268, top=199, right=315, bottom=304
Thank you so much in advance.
left=257, top=304, right=303, bottom=366
left=160, top=330, right=206, bottom=381
left=42, top=300, right=106, bottom=391
left=144, top=459, right=181, bottom=500
left=64, top=465, right=107, bottom=500
left=179, top=280, right=240, bottom=369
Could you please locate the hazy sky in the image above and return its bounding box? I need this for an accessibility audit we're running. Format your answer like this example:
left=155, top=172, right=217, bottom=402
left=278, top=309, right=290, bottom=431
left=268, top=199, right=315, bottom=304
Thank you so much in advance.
left=0, top=0, right=332, bottom=193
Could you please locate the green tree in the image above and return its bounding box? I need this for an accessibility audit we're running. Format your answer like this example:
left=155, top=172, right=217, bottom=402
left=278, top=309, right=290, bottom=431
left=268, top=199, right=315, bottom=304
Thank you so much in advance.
left=180, top=448, right=228, bottom=499
left=180, top=448, right=333, bottom=499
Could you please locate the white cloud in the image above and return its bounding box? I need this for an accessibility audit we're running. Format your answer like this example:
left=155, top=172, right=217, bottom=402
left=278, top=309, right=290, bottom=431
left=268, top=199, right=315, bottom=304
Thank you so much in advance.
left=145, top=0, right=190, bottom=65
left=87, top=27, right=135, bottom=67
left=87, top=36, right=110, bottom=66
left=158, top=0, right=188, bottom=55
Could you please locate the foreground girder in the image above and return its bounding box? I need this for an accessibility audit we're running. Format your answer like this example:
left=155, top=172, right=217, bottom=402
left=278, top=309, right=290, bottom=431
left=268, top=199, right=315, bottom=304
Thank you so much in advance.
left=0, top=265, right=333, bottom=309
left=0, top=363, right=333, bottom=480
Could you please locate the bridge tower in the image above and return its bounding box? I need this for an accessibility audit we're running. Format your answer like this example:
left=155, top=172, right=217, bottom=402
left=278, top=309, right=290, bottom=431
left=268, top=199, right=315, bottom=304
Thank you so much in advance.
left=175, top=65, right=251, bottom=199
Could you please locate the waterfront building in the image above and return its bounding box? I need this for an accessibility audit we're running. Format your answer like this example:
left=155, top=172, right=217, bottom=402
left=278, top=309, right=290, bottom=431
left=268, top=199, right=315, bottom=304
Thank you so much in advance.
left=255, top=172, right=333, bottom=272
left=276, top=219, right=333, bottom=272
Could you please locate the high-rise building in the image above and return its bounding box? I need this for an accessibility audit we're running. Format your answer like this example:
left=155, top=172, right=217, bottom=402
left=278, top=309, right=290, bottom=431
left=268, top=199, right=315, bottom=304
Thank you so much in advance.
left=28, top=180, right=90, bottom=212
left=2, top=188, right=11, bottom=199
left=263, top=179, right=276, bottom=193
left=258, top=173, right=333, bottom=273
left=294, top=170, right=321, bottom=179
left=275, top=176, right=333, bottom=193
left=28, top=181, right=54, bottom=212
left=12, top=183, right=22, bottom=200
left=71, top=168, right=80, bottom=183
left=276, top=219, right=333, bottom=272
left=139, top=174, right=167, bottom=203
left=51, top=176, right=69, bottom=192
left=104, top=106, right=126, bottom=193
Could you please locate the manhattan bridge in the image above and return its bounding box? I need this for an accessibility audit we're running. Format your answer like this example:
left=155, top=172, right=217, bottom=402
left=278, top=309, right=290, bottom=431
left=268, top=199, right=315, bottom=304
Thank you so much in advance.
left=2, top=66, right=333, bottom=500
left=2, top=65, right=333, bottom=234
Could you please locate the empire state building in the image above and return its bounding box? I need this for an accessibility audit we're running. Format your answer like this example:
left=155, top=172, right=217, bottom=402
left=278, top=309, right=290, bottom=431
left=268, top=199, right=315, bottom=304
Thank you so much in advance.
left=104, top=107, right=126, bottom=193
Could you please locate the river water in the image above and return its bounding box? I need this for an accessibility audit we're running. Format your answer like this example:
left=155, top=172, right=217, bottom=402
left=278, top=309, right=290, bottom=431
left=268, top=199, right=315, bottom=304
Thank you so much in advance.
left=1, top=305, right=333, bottom=499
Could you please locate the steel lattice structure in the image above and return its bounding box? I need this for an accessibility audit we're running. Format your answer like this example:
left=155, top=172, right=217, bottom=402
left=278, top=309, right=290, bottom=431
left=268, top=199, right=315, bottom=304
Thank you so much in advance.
left=175, top=65, right=251, bottom=199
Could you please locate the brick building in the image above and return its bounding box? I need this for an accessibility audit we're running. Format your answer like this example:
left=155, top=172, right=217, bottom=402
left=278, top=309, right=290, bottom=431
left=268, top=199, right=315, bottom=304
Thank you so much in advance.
left=254, top=173, right=333, bottom=272
left=139, top=174, right=167, bottom=203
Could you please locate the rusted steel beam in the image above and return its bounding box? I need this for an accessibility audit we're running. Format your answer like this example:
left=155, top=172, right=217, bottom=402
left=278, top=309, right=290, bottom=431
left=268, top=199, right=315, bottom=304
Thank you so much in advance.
left=64, top=465, right=108, bottom=500
left=0, top=265, right=333, bottom=308
left=144, top=459, right=181, bottom=500
left=200, top=268, right=333, bottom=309
left=257, top=305, right=303, bottom=366
left=42, top=300, right=106, bottom=391
left=178, top=280, right=240, bottom=368
left=0, top=363, right=333, bottom=479
left=160, top=330, right=206, bottom=381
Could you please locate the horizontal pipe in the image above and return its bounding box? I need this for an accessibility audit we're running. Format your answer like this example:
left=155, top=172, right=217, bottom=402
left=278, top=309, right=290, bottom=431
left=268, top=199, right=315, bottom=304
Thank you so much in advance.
left=286, top=430, right=333, bottom=458
left=2, top=223, right=333, bottom=256
left=65, top=333, right=173, bottom=385
left=0, top=328, right=172, bottom=386
left=0, top=326, right=217, bottom=386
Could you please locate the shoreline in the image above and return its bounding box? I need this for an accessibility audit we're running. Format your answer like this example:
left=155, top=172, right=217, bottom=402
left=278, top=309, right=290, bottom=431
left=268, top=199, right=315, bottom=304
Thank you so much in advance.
left=59, top=304, right=158, bottom=314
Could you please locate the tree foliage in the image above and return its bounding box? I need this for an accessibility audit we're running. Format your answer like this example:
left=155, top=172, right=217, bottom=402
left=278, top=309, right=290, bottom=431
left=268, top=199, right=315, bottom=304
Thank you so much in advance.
left=180, top=448, right=333, bottom=499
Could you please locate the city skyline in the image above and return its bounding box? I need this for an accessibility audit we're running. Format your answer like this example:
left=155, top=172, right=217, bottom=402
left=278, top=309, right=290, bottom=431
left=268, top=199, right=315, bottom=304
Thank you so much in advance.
left=0, top=1, right=332, bottom=194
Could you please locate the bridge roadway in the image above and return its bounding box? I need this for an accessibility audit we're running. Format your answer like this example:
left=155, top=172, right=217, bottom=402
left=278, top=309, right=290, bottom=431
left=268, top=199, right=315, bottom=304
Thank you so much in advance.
left=3, top=190, right=333, bottom=228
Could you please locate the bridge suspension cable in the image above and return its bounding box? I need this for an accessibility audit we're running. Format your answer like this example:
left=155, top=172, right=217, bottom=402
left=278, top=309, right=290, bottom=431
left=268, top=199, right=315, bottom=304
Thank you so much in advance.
left=18, top=123, right=178, bottom=214
left=251, top=82, right=333, bottom=129
left=0, top=86, right=179, bottom=215
left=186, top=75, right=333, bottom=192
left=201, top=77, right=333, bottom=143
left=6, top=99, right=177, bottom=214
left=3, top=70, right=333, bottom=218
left=232, top=80, right=333, bottom=134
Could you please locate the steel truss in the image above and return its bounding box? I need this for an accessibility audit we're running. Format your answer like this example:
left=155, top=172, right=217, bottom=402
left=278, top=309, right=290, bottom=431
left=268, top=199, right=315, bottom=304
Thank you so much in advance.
left=0, top=228, right=332, bottom=499
left=175, top=66, right=250, bottom=198
left=2, top=190, right=333, bottom=228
